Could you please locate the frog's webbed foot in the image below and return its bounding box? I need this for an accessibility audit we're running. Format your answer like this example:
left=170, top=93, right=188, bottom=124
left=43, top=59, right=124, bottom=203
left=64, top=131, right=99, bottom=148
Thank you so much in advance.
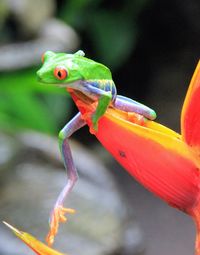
left=46, top=206, right=75, bottom=246
left=127, top=112, right=147, bottom=125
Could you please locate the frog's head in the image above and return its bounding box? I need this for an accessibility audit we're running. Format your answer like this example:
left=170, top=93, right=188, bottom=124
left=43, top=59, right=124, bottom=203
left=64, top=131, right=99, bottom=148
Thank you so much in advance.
left=37, top=50, right=112, bottom=87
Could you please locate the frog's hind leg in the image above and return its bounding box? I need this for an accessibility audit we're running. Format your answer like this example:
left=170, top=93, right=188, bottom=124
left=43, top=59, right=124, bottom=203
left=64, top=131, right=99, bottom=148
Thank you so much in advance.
left=46, top=112, right=86, bottom=246
left=113, top=95, right=157, bottom=120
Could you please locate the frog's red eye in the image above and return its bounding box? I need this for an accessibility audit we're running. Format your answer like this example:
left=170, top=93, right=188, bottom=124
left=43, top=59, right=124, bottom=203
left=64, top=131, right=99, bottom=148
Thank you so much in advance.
left=54, top=67, right=68, bottom=80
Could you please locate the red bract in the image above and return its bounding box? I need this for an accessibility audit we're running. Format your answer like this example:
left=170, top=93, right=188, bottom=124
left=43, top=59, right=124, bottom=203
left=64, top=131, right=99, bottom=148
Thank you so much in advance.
left=69, top=61, right=200, bottom=255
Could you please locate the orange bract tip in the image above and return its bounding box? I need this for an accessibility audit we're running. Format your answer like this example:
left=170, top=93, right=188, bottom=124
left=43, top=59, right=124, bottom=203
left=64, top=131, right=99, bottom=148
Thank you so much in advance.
left=181, top=60, right=200, bottom=148
left=3, top=221, right=21, bottom=235
left=3, top=221, right=65, bottom=255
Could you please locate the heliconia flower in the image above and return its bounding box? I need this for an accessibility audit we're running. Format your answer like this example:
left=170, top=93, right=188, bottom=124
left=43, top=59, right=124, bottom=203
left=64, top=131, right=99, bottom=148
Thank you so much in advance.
left=3, top=221, right=65, bottom=255
left=68, top=61, right=200, bottom=255
left=4, top=62, right=200, bottom=255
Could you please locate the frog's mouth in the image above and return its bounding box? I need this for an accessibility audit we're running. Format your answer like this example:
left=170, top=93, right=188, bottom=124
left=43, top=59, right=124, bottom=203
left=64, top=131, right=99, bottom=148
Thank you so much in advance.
left=56, top=80, right=82, bottom=89
left=37, top=77, right=82, bottom=90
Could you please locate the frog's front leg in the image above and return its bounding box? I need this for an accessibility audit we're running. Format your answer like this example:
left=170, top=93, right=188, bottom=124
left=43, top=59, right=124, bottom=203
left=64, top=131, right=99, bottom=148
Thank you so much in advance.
left=46, top=112, right=86, bottom=246
left=79, top=82, right=112, bottom=131
left=113, top=95, right=157, bottom=120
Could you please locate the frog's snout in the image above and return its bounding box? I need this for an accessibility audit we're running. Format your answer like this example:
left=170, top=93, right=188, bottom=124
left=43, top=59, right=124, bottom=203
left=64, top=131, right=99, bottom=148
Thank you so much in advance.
left=36, top=69, right=42, bottom=79
left=36, top=69, right=44, bottom=82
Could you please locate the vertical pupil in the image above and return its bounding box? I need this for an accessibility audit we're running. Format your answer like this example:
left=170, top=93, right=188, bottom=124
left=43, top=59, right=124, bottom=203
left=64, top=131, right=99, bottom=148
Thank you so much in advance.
left=58, top=70, right=62, bottom=77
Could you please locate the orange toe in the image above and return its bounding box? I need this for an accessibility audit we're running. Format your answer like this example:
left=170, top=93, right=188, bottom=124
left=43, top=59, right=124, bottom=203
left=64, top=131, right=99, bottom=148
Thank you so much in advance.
left=46, top=206, right=76, bottom=246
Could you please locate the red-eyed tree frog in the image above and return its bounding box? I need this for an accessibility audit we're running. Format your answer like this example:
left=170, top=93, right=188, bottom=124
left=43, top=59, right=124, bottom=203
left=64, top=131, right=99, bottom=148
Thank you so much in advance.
left=37, top=50, right=157, bottom=245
